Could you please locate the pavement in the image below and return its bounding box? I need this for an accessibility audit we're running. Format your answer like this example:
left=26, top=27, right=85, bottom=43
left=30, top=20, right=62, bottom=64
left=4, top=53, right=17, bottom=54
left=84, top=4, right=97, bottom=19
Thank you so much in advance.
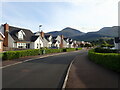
left=66, top=50, right=120, bottom=88
left=2, top=50, right=83, bottom=89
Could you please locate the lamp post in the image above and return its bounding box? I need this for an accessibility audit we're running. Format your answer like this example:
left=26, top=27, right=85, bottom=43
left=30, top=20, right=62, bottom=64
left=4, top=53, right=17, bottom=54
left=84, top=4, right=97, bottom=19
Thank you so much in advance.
left=39, top=25, right=42, bottom=55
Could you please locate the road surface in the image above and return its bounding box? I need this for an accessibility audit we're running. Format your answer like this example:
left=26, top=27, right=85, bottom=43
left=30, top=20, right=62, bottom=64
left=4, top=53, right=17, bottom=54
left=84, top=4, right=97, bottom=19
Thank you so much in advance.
left=66, top=50, right=120, bottom=88
left=2, top=50, right=82, bottom=89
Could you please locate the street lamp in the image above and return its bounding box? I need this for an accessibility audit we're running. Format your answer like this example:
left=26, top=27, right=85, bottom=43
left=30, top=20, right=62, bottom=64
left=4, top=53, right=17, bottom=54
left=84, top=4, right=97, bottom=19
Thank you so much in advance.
left=39, top=25, right=42, bottom=55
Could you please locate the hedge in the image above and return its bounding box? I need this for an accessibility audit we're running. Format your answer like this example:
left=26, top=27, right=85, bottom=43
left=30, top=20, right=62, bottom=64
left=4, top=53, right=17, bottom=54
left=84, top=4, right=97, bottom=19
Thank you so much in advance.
left=76, top=48, right=82, bottom=50
left=94, top=47, right=117, bottom=53
left=2, top=48, right=82, bottom=60
left=88, top=49, right=120, bottom=72
left=2, top=49, right=40, bottom=60
left=63, top=48, right=76, bottom=52
left=41, top=49, right=63, bottom=54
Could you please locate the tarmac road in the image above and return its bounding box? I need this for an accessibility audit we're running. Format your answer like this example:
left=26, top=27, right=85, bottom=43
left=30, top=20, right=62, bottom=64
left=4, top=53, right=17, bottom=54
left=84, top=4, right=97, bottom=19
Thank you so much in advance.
left=66, top=51, right=120, bottom=88
left=2, top=50, right=83, bottom=89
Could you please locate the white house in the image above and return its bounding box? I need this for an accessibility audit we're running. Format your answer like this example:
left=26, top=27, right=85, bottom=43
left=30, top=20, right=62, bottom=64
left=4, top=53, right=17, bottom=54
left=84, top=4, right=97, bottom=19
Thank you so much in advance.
left=0, top=32, right=5, bottom=52
left=1, top=23, right=81, bottom=50
left=52, top=40, right=60, bottom=48
left=45, top=34, right=52, bottom=48
left=64, top=37, right=70, bottom=48
left=35, top=31, right=52, bottom=48
left=69, top=41, right=74, bottom=48
left=0, top=23, right=45, bottom=49
left=114, top=37, right=120, bottom=49
left=31, top=36, right=44, bottom=49
left=114, top=26, right=120, bottom=50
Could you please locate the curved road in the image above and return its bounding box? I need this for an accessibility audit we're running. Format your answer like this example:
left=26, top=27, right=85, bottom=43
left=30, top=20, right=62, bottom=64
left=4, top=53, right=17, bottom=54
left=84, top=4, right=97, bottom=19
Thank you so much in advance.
left=2, top=50, right=82, bottom=89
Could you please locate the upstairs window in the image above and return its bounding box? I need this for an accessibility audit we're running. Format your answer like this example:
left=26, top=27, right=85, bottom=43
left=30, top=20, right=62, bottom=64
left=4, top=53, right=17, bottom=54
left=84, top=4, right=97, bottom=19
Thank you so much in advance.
left=18, top=30, right=25, bottom=40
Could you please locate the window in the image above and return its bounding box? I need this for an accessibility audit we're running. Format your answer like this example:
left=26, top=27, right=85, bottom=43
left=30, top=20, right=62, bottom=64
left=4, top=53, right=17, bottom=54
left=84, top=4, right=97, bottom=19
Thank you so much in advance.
left=40, top=44, right=41, bottom=47
left=18, top=30, right=25, bottom=40
left=0, top=42, right=1, bottom=49
left=37, top=43, right=38, bottom=48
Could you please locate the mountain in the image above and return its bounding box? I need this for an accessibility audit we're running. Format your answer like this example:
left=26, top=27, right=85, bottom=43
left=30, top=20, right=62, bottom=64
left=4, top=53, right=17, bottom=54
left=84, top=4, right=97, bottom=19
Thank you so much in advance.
left=47, top=26, right=119, bottom=41
left=96, top=26, right=119, bottom=37
left=47, top=27, right=84, bottom=37
left=70, top=26, right=119, bottom=41
left=71, top=32, right=111, bottom=41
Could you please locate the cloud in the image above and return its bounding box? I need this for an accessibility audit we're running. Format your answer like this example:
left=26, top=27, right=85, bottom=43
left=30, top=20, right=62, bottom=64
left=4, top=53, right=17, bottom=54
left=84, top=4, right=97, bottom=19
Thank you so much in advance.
left=1, top=0, right=119, bottom=33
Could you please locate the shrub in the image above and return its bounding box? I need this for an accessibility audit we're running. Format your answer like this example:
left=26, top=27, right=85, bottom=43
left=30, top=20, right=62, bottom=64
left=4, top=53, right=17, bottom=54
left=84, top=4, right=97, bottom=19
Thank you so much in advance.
left=42, top=49, right=63, bottom=54
left=2, top=48, right=82, bottom=60
left=2, top=49, right=40, bottom=60
left=62, top=48, right=76, bottom=52
left=88, top=49, right=120, bottom=72
left=95, top=47, right=117, bottom=53
left=76, top=48, right=82, bottom=50
left=84, top=44, right=92, bottom=47
left=101, top=44, right=114, bottom=48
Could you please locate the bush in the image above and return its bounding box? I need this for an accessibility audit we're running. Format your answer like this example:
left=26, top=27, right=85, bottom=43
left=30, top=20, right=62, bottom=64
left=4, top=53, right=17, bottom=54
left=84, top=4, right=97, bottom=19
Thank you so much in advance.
left=42, top=49, right=63, bottom=54
left=84, top=44, right=92, bottom=47
left=95, top=47, right=117, bottom=53
left=62, top=48, right=76, bottom=52
left=76, top=48, right=82, bottom=50
left=101, top=44, right=114, bottom=48
left=2, top=49, right=40, bottom=60
left=2, top=48, right=82, bottom=60
left=88, top=49, right=120, bottom=72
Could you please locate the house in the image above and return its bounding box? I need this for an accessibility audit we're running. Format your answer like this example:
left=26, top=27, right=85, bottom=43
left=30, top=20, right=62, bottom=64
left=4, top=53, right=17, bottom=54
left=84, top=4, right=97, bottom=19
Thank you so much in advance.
left=0, top=23, right=44, bottom=49
left=73, top=40, right=78, bottom=48
left=31, top=36, right=44, bottom=49
left=69, top=41, right=74, bottom=48
left=0, top=32, right=5, bottom=52
left=52, top=40, right=60, bottom=48
left=63, top=37, right=70, bottom=48
left=52, top=36, right=61, bottom=48
left=45, top=34, right=52, bottom=48
left=114, top=37, right=120, bottom=49
left=1, top=23, right=81, bottom=50
left=34, top=31, right=52, bottom=48
left=68, top=38, right=74, bottom=48
left=114, top=26, right=120, bottom=50
left=52, top=35, right=68, bottom=48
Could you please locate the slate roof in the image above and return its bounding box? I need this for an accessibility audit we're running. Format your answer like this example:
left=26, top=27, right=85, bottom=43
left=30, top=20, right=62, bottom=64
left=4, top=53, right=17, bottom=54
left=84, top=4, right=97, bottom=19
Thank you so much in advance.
left=44, top=34, right=51, bottom=42
left=52, top=40, right=59, bottom=44
left=115, top=37, right=120, bottom=43
left=52, top=36, right=57, bottom=40
left=31, top=36, right=39, bottom=42
left=8, top=26, right=35, bottom=42
left=0, top=32, right=5, bottom=38
left=69, top=41, right=73, bottom=44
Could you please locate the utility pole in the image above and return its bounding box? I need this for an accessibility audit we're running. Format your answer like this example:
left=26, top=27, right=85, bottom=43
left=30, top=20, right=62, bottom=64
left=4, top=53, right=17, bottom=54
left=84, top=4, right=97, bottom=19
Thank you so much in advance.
left=39, top=25, right=42, bottom=55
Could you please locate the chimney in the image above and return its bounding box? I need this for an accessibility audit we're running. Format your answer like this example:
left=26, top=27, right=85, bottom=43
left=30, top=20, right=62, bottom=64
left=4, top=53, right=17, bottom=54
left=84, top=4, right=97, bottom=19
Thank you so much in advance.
left=60, top=35, right=64, bottom=48
left=4, top=23, right=9, bottom=32
left=40, top=30, right=44, bottom=38
left=3, top=23, right=9, bottom=47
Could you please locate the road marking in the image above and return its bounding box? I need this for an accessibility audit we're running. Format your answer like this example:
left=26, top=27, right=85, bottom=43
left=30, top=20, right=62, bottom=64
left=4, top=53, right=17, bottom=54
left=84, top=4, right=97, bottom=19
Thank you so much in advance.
left=1, top=50, right=81, bottom=69
left=62, top=55, right=79, bottom=89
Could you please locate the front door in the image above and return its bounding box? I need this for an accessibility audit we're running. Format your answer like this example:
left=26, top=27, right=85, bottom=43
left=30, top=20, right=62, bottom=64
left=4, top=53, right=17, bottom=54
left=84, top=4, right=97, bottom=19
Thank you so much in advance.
left=26, top=43, right=30, bottom=49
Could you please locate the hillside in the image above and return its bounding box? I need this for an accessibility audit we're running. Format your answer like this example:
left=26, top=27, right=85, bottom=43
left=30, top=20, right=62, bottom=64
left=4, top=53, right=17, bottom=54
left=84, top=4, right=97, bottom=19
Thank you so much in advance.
left=47, top=26, right=118, bottom=41
left=47, top=27, right=84, bottom=37
left=96, top=26, right=119, bottom=37
left=71, top=32, right=112, bottom=41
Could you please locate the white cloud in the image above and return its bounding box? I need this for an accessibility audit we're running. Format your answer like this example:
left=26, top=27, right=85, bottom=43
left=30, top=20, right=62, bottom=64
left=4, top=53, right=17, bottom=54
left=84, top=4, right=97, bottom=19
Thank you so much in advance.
left=1, top=0, right=119, bottom=33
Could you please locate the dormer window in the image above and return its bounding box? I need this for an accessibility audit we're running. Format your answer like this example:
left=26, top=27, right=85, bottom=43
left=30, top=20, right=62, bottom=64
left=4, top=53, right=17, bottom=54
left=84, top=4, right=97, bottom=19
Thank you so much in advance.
left=18, top=30, right=25, bottom=40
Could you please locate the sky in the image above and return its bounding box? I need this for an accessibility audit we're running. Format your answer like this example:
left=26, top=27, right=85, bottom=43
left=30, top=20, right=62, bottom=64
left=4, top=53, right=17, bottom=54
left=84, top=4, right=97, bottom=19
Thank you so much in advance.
left=1, top=0, right=119, bottom=33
